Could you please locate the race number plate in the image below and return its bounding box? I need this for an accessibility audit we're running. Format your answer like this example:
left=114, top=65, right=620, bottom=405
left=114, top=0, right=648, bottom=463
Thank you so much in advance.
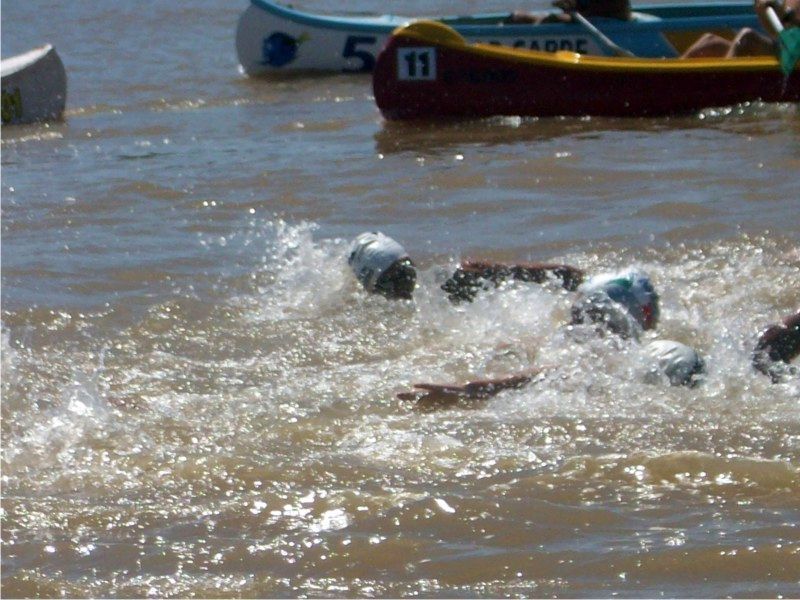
left=397, top=47, right=436, bottom=81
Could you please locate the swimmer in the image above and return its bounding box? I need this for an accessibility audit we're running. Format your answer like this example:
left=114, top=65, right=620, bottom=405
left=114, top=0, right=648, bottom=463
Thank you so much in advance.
left=400, top=338, right=705, bottom=409
left=346, top=233, right=660, bottom=338
left=558, top=271, right=704, bottom=389
left=752, top=310, right=800, bottom=382
left=397, top=269, right=705, bottom=407
left=347, top=232, right=417, bottom=300
left=643, top=339, right=706, bottom=388
left=348, top=231, right=583, bottom=303
left=570, top=269, right=660, bottom=339
left=345, top=234, right=702, bottom=398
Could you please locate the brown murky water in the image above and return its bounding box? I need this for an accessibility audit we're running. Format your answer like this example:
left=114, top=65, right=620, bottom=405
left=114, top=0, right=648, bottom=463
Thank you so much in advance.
left=2, top=0, right=799, bottom=597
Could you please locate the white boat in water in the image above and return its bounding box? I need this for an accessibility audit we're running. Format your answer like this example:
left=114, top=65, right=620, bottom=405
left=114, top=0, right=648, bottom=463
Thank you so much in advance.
left=1, top=44, right=67, bottom=125
left=235, top=0, right=761, bottom=76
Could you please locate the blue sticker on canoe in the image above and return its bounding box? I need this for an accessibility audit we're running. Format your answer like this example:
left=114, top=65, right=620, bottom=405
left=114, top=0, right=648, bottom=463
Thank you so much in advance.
left=261, top=31, right=306, bottom=67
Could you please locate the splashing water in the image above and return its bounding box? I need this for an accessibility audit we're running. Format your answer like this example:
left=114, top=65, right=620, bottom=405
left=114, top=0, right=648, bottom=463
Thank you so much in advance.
left=2, top=221, right=798, bottom=598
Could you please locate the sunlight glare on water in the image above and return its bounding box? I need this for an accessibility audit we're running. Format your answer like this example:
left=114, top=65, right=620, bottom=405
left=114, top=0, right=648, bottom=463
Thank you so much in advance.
left=2, top=0, right=799, bottom=596
left=3, top=218, right=799, bottom=596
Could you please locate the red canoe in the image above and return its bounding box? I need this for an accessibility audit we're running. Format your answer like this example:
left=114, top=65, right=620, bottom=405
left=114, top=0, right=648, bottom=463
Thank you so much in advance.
left=372, top=20, right=800, bottom=120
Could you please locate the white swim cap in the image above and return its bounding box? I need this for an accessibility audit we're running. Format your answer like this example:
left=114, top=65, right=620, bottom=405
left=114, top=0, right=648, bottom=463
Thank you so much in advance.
left=644, top=340, right=705, bottom=386
left=347, top=232, right=412, bottom=295
left=577, top=270, right=660, bottom=330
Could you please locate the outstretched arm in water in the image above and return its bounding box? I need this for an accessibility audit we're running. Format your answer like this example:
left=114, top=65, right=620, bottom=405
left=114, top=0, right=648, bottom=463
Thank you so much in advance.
left=442, top=260, right=584, bottom=303
left=397, top=369, right=547, bottom=409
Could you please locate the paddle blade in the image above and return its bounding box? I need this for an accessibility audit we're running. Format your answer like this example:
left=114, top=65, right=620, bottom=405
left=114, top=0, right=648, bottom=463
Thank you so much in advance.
left=778, top=27, right=800, bottom=76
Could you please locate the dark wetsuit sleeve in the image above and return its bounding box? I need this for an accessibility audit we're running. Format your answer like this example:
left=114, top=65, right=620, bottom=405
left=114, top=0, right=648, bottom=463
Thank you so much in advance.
left=753, top=311, right=800, bottom=380
left=442, top=262, right=584, bottom=303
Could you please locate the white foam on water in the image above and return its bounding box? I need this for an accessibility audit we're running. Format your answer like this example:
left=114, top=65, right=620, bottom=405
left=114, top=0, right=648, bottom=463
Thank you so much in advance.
left=230, top=219, right=353, bottom=320
left=3, top=227, right=796, bottom=485
left=2, top=221, right=798, bottom=599
left=2, top=349, right=121, bottom=485
left=1, top=324, right=18, bottom=396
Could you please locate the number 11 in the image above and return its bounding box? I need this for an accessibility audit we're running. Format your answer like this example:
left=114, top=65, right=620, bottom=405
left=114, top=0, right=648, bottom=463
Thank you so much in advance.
left=397, top=47, right=436, bottom=81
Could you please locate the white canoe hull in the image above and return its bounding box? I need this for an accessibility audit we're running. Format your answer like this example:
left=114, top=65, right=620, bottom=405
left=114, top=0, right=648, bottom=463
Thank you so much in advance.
left=236, top=4, right=403, bottom=75
left=235, top=0, right=761, bottom=76
left=235, top=3, right=611, bottom=76
left=1, top=44, right=67, bottom=125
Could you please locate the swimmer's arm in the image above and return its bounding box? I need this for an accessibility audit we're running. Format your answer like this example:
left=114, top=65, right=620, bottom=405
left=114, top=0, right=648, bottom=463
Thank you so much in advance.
left=752, top=310, right=800, bottom=378
left=783, top=310, right=800, bottom=331
left=509, top=262, right=584, bottom=290
left=397, top=369, right=546, bottom=409
left=455, top=260, right=584, bottom=289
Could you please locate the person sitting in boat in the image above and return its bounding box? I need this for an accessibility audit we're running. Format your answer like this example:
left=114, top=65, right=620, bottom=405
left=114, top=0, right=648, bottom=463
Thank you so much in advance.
left=509, top=0, right=632, bottom=24
left=397, top=270, right=706, bottom=408
left=752, top=309, right=800, bottom=382
left=347, top=231, right=582, bottom=302
left=682, top=0, right=799, bottom=58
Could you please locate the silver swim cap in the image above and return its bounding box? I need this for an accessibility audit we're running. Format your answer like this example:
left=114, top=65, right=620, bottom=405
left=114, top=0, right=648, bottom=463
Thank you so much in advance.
left=347, top=232, right=415, bottom=298
left=644, top=340, right=705, bottom=386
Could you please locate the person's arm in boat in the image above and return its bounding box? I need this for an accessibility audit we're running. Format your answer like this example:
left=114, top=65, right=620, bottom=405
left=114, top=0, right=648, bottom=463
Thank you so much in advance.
left=681, top=0, right=799, bottom=58
left=552, top=0, right=633, bottom=20
left=508, top=10, right=572, bottom=24
left=508, top=0, right=634, bottom=24
left=756, top=0, right=800, bottom=37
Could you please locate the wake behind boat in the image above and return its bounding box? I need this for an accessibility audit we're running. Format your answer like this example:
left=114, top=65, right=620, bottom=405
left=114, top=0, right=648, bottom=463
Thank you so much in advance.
left=236, top=0, right=761, bottom=75
left=1, top=44, right=67, bottom=125
left=372, top=20, right=800, bottom=120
